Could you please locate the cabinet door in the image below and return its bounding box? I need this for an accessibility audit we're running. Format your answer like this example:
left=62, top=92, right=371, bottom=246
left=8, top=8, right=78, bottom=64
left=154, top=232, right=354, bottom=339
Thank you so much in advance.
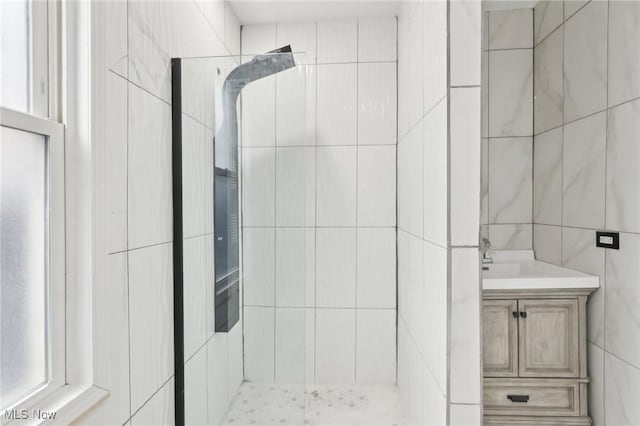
left=518, top=299, right=579, bottom=378
left=483, top=299, right=519, bottom=377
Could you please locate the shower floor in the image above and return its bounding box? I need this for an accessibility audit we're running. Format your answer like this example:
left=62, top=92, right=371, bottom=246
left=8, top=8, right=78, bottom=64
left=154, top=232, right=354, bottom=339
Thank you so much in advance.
left=221, top=382, right=403, bottom=426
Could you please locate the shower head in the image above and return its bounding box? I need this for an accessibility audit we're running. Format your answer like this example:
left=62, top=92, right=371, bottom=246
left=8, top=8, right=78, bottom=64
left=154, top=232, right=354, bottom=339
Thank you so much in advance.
left=225, top=44, right=296, bottom=94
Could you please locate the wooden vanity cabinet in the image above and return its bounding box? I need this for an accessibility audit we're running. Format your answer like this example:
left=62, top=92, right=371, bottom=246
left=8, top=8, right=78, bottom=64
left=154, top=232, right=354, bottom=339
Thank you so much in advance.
left=483, top=288, right=595, bottom=426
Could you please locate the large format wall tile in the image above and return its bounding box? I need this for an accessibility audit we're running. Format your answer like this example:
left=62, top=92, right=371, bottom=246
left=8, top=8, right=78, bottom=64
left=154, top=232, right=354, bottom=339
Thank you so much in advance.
left=275, top=308, right=314, bottom=384
left=276, top=64, right=316, bottom=147
left=608, top=0, right=640, bottom=106
left=562, top=113, right=606, bottom=229
left=534, top=27, right=563, bottom=134
left=588, top=343, right=605, bottom=426
left=275, top=147, right=315, bottom=227
left=488, top=8, right=532, bottom=50
left=316, top=228, right=356, bottom=308
left=534, top=0, right=563, bottom=45
left=127, top=85, right=172, bottom=249
left=242, top=147, right=276, bottom=226
left=564, top=1, right=589, bottom=21
left=424, top=99, right=448, bottom=247
left=605, top=232, right=640, bottom=368
left=317, top=19, right=357, bottom=64
left=315, top=309, right=356, bottom=384
left=450, top=0, right=481, bottom=86
left=358, top=63, right=397, bottom=146
left=275, top=228, right=315, bottom=308
left=358, top=17, right=397, bottom=62
left=563, top=0, right=607, bottom=123
left=183, top=235, right=212, bottom=359
left=128, top=243, right=174, bottom=412
left=606, top=99, right=640, bottom=234
left=562, top=227, right=606, bottom=347
left=185, top=349, right=208, bottom=426
left=489, top=50, right=533, bottom=137
left=277, top=22, right=316, bottom=62
left=207, top=333, right=228, bottom=425
left=316, top=146, right=357, bottom=226
left=533, top=127, right=562, bottom=225
left=356, top=309, right=396, bottom=384
left=604, top=352, right=640, bottom=426
left=489, top=137, right=533, bottom=224
left=241, top=76, right=276, bottom=147
left=130, top=378, right=174, bottom=426
left=423, top=0, right=447, bottom=112
left=488, top=224, right=533, bottom=250
left=316, top=64, right=357, bottom=146
left=242, top=227, right=275, bottom=306
left=244, top=306, right=275, bottom=381
left=533, top=224, right=561, bottom=265
left=241, top=24, right=276, bottom=55
left=357, top=145, right=396, bottom=227
left=356, top=227, right=396, bottom=309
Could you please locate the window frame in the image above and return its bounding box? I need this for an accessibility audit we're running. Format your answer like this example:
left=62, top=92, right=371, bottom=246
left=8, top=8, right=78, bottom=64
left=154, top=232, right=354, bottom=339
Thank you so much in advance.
left=0, top=106, right=65, bottom=417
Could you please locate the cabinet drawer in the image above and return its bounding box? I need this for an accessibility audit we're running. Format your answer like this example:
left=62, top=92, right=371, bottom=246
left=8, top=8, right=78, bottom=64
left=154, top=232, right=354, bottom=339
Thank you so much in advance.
left=484, top=379, right=581, bottom=417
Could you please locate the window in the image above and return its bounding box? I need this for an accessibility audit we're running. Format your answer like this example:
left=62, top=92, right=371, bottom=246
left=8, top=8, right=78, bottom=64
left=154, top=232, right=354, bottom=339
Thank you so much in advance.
left=0, top=0, right=64, bottom=416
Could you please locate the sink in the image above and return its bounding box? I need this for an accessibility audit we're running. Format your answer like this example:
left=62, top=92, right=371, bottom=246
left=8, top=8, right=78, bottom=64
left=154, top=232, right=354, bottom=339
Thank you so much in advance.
left=482, top=250, right=600, bottom=290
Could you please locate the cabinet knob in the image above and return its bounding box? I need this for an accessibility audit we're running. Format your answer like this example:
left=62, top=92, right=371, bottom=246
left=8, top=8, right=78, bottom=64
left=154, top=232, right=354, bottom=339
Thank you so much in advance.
left=507, top=394, right=529, bottom=403
left=520, top=311, right=527, bottom=318
left=512, top=311, right=518, bottom=318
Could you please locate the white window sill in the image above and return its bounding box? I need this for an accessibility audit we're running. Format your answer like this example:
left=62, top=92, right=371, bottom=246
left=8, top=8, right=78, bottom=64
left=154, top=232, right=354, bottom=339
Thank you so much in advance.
left=4, top=385, right=108, bottom=425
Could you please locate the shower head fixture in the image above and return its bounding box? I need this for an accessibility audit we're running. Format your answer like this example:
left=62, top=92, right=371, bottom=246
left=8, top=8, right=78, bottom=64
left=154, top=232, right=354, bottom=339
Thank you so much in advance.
left=225, top=44, right=296, bottom=94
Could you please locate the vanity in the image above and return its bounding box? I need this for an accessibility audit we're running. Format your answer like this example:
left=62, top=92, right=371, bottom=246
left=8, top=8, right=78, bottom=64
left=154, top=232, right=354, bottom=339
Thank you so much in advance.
left=482, top=251, right=599, bottom=426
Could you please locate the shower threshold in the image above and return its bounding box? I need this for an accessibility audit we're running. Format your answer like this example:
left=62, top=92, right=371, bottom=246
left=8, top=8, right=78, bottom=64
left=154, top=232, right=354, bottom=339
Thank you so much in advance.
left=221, top=382, right=403, bottom=426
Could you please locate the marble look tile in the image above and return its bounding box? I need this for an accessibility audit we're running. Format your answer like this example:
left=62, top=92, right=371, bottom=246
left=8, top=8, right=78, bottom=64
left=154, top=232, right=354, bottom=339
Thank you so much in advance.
left=275, top=228, right=315, bottom=308
left=606, top=99, right=640, bottom=234
left=608, top=0, right=640, bottom=106
left=605, top=232, right=640, bottom=368
left=98, top=1, right=127, bottom=77
left=130, top=378, right=174, bottom=426
left=533, top=127, right=562, bottom=225
left=241, top=75, right=276, bottom=147
left=275, top=147, right=315, bottom=227
left=195, top=0, right=225, bottom=42
left=564, top=0, right=589, bottom=20
left=534, top=27, right=563, bottom=134
left=356, top=309, right=397, bottom=384
left=449, top=403, right=481, bottom=426
left=357, top=145, right=396, bottom=227
left=241, top=147, right=275, bottom=226
left=423, top=0, right=447, bottom=112
left=450, top=248, right=481, bottom=404
left=562, top=113, right=606, bottom=229
left=182, top=116, right=214, bottom=238
left=424, top=99, right=448, bottom=247
left=451, top=88, right=481, bottom=245
left=604, top=352, right=640, bottom=426
left=277, top=22, right=316, bottom=63
left=358, top=63, right=397, bottom=146
left=242, top=227, right=275, bottom=307
left=358, top=17, right=397, bottom=62
left=488, top=8, right=533, bottom=50
left=588, top=343, right=605, bottom=426
left=183, top=235, right=213, bottom=359
left=207, top=333, right=229, bottom=425
left=534, top=0, right=563, bottom=45
left=533, top=224, right=562, bottom=265
left=489, top=137, right=533, bottom=224
left=185, top=349, right=208, bottom=426
left=562, top=227, right=605, bottom=347
left=224, top=4, right=240, bottom=56
left=316, top=146, right=357, bottom=227
left=316, top=64, right=357, bottom=146
left=276, top=64, right=316, bottom=147
left=241, top=24, right=276, bottom=55
left=128, top=243, right=174, bottom=412
left=83, top=253, right=129, bottom=426
left=315, top=309, right=356, bottom=384
left=489, top=50, right=533, bottom=137
left=244, top=306, right=275, bottom=382
left=356, top=228, right=396, bottom=309
left=488, top=224, right=532, bottom=249
left=317, top=20, right=358, bottom=64
left=127, top=85, right=172, bottom=249
left=180, top=57, right=217, bottom=130
left=563, top=0, right=607, bottom=123
left=105, top=73, right=127, bottom=254
left=450, top=0, right=482, bottom=86
left=316, top=228, right=356, bottom=308
left=275, top=308, right=314, bottom=384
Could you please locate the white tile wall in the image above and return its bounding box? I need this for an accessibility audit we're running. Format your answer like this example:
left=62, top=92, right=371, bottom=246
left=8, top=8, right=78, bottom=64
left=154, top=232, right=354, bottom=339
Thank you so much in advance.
left=315, top=309, right=356, bottom=384
left=488, top=8, right=533, bottom=49
left=608, top=1, right=640, bottom=106
left=242, top=147, right=276, bottom=226
left=185, top=349, right=208, bottom=426
left=534, top=0, right=563, bottom=45
left=357, top=17, right=397, bottom=62
left=207, top=333, right=229, bottom=425
left=275, top=147, right=315, bottom=226
left=316, top=64, right=357, bottom=146
left=358, top=63, right=397, bottom=146
left=316, top=20, right=358, bottom=64
left=533, top=128, right=562, bottom=225
left=130, top=378, right=175, bottom=426
left=316, top=146, right=357, bottom=226
left=183, top=235, right=213, bottom=358
left=316, top=228, right=356, bottom=308
left=275, top=227, right=315, bottom=308
left=356, top=309, right=396, bottom=384
left=241, top=77, right=276, bottom=147
left=244, top=306, right=275, bottom=382
left=450, top=0, right=481, bottom=87
left=356, top=228, right=396, bottom=309
left=604, top=352, right=640, bottom=426
left=242, top=227, right=275, bottom=306
left=357, top=145, right=396, bottom=227
left=275, top=308, right=314, bottom=383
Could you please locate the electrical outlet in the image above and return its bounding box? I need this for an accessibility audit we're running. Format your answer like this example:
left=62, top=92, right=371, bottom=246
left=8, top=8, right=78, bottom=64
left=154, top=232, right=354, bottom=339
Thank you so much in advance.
left=596, top=231, right=619, bottom=249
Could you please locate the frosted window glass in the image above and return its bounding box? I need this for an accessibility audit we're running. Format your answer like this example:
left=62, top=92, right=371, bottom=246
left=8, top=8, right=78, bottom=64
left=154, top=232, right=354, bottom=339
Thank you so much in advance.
left=0, top=126, right=48, bottom=409
left=0, top=0, right=30, bottom=113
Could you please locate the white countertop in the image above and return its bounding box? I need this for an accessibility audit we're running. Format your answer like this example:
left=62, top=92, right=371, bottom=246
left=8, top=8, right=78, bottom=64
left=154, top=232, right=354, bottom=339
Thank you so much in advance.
left=482, top=250, right=600, bottom=290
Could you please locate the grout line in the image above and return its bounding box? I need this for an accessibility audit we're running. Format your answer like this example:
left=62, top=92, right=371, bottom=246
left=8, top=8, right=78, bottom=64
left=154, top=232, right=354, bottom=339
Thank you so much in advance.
left=129, top=374, right=176, bottom=420
left=354, top=18, right=359, bottom=384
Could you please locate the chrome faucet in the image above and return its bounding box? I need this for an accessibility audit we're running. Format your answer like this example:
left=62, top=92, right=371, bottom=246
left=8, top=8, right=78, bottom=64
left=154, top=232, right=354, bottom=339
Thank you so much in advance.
left=481, top=238, right=493, bottom=264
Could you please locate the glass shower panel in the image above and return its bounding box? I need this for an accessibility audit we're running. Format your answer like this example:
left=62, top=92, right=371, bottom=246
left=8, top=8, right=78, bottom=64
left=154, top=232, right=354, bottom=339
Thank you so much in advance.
left=175, top=51, right=312, bottom=425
